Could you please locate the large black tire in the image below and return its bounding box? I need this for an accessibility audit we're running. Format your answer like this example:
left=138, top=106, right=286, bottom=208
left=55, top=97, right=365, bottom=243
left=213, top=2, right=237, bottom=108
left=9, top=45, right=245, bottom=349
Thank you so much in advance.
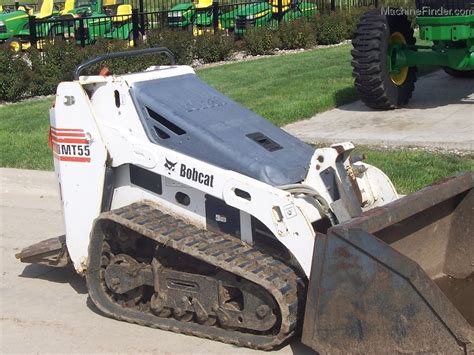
left=443, top=67, right=474, bottom=78
left=351, top=9, right=417, bottom=110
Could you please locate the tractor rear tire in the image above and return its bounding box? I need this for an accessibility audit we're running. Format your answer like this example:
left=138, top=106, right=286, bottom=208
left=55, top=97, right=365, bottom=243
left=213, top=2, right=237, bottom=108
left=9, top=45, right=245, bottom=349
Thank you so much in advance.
left=351, top=9, right=417, bottom=110
left=443, top=68, right=474, bottom=78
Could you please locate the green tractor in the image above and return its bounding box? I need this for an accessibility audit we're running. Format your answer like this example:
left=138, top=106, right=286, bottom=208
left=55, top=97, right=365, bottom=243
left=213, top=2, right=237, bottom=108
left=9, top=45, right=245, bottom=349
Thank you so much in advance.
left=0, top=0, right=58, bottom=51
left=234, top=0, right=318, bottom=35
left=352, top=1, right=474, bottom=109
left=167, top=0, right=205, bottom=30
left=52, top=0, right=134, bottom=45
left=167, top=0, right=236, bottom=34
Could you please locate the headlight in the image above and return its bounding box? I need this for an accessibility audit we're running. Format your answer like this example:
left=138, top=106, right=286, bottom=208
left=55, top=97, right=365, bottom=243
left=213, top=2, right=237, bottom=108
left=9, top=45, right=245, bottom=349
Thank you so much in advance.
left=245, top=14, right=255, bottom=20
left=0, top=21, right=6, bottom=32
left=168, top=11, right=182, bottom=17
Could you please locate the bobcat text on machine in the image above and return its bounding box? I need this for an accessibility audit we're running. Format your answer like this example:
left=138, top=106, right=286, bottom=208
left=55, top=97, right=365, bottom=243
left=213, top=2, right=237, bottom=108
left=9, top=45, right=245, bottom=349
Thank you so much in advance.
left=16, top=48, right=473, bottom=353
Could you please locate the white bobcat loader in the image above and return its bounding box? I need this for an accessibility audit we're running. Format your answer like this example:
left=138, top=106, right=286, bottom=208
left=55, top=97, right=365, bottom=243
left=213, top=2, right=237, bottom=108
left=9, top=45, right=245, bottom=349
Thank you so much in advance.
left=16, top=48, right=473, bottom=353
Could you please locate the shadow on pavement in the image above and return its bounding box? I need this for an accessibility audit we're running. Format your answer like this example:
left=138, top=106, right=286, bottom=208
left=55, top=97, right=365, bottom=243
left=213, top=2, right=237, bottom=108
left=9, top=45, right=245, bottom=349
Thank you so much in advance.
left=19, top=263, right=87, bottom=294
left=335, top=73, right=474, bottom=112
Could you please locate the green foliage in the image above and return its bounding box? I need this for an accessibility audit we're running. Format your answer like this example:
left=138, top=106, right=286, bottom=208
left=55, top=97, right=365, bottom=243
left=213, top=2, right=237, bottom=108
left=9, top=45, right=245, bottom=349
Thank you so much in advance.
left=0, top=49, right=32, bottom=102
left=278, top=18, right=317, bottom=50
left=146, top=29, right=194, bottom=65
left=81, top=39, right=156, bottom=75
left=195, top=32, right=234, bottom=63
left=338, top=7, right=370, bottom=38
left=313, top=12, right=348, bottom=45
left=29, top=41, right=86, bottom=96
left=243, top=26, right=280, bottom=56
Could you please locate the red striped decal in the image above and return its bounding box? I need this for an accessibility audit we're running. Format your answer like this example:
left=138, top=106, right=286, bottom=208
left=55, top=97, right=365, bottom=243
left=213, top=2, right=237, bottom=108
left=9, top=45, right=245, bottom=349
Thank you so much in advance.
left=52, top=138, right=89, bottom=144
left=53, top=152, right=90, bottom=163
left=51, top=127, right=84, bottom=132
left=51, top=132, right=86, bottom=138
left=59, top=156, right=91, bottom=162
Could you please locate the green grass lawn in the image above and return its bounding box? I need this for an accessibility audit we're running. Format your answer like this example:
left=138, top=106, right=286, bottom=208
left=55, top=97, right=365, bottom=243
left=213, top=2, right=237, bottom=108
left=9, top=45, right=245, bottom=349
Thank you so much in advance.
left=0, top=98, right=53, bottom=170
left=355, top=148, right=472, bottom=194
left=199, top=45, right=358, bottom=126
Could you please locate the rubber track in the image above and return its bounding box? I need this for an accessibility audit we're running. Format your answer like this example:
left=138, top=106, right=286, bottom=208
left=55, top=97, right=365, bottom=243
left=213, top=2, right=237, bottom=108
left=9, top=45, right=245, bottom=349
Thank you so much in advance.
left=86, top=201, right=303, bottom=350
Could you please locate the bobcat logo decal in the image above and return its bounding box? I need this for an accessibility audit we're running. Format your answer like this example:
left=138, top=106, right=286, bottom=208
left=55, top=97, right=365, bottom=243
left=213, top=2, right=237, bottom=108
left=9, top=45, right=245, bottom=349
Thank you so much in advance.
left=164, top=158, right=177, bottom=174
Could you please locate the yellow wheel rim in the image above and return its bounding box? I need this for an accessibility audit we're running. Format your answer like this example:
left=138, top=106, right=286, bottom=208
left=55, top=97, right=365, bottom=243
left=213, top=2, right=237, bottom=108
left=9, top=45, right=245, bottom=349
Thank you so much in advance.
left=10, top=40, right=21, bottom=52
left=389, top=31, right=408, bottom=86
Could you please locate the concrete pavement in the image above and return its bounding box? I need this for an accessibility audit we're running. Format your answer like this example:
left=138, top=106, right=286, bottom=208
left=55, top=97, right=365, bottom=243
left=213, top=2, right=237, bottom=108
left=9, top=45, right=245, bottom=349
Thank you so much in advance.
left=0, top=168, right=314, bottom=354
left=284, top=71, right=474, bottom=151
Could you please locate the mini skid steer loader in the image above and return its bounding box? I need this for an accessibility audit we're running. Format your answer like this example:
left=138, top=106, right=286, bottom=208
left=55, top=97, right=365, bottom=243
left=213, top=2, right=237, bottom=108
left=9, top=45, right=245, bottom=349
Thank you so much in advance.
left=16, top=48, right=473, bottom=353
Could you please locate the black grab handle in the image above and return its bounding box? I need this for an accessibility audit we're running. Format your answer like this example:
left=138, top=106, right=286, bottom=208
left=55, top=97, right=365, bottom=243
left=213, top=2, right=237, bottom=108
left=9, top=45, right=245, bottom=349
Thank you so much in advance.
left=73, top=47, right=176, bottom=80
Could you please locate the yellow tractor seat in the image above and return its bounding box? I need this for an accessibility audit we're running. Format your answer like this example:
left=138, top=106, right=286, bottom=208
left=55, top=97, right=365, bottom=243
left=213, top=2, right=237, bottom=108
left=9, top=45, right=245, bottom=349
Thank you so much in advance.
left=195, top=0, right=213, bottom=10
left=112, top=4, right=132, bottom=22
left=35, top=0, right=54, bottom=19
left=60, top=0, right=75, bottom=15
left=271, top=0, right=291, bottom=13
left=18, top=5, right=33, bottom=15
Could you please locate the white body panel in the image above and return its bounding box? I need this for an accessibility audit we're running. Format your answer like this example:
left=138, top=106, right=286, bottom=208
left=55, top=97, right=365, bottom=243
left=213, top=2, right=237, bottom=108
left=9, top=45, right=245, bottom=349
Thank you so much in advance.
left=51, top=66, right=398, bottom=277
left=51, top=82, right=108, bottom=272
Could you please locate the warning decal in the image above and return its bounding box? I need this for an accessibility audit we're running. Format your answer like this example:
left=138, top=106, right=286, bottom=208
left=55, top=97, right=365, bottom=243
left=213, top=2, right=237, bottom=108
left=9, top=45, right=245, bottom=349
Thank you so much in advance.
left=51, top=127, right=91, bottom=163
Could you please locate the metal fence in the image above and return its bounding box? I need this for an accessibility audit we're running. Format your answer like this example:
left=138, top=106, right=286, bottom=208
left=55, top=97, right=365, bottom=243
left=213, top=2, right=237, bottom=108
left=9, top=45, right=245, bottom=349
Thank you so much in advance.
left=24, top=0, right=377, bottom=48
left=30, top=10, right=140, bottom=47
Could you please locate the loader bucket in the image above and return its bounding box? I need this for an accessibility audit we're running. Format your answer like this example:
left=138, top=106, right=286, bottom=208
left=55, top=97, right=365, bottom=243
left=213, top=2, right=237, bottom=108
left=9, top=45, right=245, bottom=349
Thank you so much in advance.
left=302, top=172, right=473, bottom=354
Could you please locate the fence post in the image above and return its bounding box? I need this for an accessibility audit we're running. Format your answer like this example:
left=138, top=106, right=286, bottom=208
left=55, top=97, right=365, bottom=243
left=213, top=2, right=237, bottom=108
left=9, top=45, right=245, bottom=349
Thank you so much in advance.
left=139, top=0, right=146, bottom=35
left=212, top=0, right=219, bottom=32
left=132, top=9, right=140, bottom=47
left=277, top=0, right=283, bottom=23
left=330, top=0, right=335, bottom=12
left=28, top=16, right=37, bottom=47
left=78, top=18, right=86, bottom=48
left=374, top=0, right=379, bottom=7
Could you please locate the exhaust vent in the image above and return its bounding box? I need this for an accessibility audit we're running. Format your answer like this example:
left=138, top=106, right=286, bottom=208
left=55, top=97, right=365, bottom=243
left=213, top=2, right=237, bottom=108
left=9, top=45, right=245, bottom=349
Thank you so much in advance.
left=246, top=132, right=282, bottom=152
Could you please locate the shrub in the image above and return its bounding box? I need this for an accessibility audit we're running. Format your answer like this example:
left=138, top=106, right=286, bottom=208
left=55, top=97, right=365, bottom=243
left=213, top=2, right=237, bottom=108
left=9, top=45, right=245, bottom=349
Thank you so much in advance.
left=243, top=26, right=280, bottom=56
left=278, top=18, right=317, bottom=50
left=146, top=29, right=194, bottom=65
left=314, top=12, right=348, bottom=45
left=195, top=32, right=234, bottom=63
left=29, top=40, right=85, bottom=96
left=0, top=49, right=32, bottom=101
left=82, top=39, right=153, bottom=75
left=338, top=7, right=370, bottom=39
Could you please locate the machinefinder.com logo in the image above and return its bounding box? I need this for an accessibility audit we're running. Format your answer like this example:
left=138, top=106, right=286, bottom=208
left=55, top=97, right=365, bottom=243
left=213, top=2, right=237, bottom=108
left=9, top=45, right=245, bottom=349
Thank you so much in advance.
left=381, top=6, right=474, bottom=16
